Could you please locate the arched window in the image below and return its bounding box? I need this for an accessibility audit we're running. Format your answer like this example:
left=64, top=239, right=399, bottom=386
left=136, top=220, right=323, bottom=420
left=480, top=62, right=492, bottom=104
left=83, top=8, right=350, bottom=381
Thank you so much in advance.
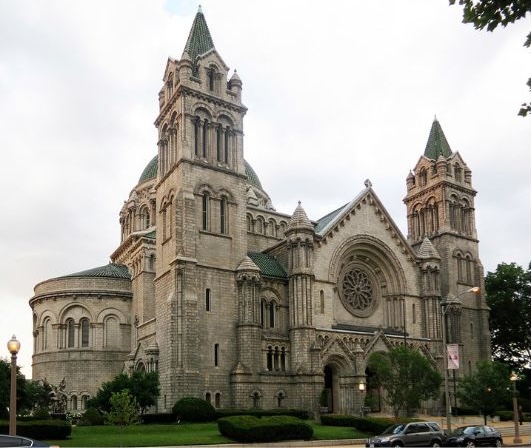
left=104, top=316, right=120, bottom=348
left=246, top=215, right=253, bottom=232
left=224, top=126, right=230, bottom=163
left=216, top=126, right=222, bottom=161
left=205, top=392, right=212, bottom=404
left=280, top=347, right=286, bottom=371
left=220, top=197, right=227, bottom=234
left=202, top=119, right=208, bottom=158
left=71, top=395, right=78, bottom=411
left=454, top=164, right=463, bottom=182
left=419, top=168, right=427, bottom=186
left=81, top=395, right=89, bottom=410
left=43, top=317, right=52, bottom=350
left=208, top=68, right=215, bottom=91
left=80, top=318, right=90, bottom=347
left=66, top=318, right=75, bottom=348
left=266, top=346, right=273, bottom=371
left=194, top=117, right=200, bottom=156
left=252, top=391, right=261, bottom=408
left=215, top=392, right=221, bottom=408
left=465, top=255, right=473, bottom=284
left=260, top=299, right=267, bottom=327
left=269, top=300, right=277, bottom=328
left=202, top=194, right=210, bottom=231
left=140, top=206, right=150, bottom=230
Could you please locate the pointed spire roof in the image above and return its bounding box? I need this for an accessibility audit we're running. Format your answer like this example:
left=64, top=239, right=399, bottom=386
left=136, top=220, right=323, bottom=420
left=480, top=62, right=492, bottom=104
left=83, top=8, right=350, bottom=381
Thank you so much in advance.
left=424, top=117, right=452, bottom=160
left=417, top=237, right=441, bottom=260
left=288, top=201, right=313, bottom=231
left=183, top=6, right=215, bottom=61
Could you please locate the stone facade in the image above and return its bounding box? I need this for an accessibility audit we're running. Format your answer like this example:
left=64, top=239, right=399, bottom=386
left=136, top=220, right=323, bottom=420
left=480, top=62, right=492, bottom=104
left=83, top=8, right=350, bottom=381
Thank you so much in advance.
left=30, top=8, right=491, bottom=416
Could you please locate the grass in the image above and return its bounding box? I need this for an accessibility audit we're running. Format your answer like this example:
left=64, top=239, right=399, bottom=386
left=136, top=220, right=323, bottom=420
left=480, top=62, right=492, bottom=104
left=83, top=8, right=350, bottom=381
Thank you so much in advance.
left=45, top=420, right=368, bottom=446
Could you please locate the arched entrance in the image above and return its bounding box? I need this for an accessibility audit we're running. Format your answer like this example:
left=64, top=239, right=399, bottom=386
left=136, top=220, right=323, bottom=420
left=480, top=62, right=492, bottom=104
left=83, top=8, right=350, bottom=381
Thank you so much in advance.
left=323, top=364, right=339, bottom=413
left=365, top=365, right=382, bottom=412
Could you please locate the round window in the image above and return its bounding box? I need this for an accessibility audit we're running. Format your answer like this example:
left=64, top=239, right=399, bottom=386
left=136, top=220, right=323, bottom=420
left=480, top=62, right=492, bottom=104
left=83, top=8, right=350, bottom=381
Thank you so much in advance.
left=338, top=266, right=377, bottom=317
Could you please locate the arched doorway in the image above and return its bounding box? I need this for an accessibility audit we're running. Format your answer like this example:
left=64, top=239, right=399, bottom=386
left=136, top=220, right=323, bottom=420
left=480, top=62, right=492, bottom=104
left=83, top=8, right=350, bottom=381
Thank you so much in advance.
left=365, top=365, right=382, bottom=412
left=323, top=364, right=339, bottom=413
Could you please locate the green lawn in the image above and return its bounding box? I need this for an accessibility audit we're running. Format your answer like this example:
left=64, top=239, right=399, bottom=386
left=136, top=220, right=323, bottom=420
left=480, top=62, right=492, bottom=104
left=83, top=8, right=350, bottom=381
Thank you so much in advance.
left=45, top=421, right=367, bottom=446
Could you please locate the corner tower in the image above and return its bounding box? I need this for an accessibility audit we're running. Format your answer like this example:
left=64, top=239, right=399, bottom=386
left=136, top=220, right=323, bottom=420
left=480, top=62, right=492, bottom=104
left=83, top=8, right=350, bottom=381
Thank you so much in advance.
left=152, top=7, right=250, bottom=408
left=404, top=118, right=490, bottom=365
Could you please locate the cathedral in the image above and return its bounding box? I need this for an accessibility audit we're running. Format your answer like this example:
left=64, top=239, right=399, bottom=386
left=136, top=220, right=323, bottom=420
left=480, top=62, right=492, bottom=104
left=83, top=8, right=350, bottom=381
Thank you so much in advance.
left=30, top=7, right=491, bottom=416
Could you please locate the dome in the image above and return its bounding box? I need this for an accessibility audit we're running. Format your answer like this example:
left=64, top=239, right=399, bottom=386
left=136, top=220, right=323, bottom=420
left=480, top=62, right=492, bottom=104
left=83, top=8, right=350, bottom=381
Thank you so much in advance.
left=60, top=263, right=131, bottom=280
left=136, top=155, right=265, bottom=191
left=138, top=156, right=158, bottom=184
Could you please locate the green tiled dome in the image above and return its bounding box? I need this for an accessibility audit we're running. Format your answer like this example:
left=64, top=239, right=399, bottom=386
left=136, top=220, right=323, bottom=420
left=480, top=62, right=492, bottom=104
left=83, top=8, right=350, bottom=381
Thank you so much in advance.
left=138, top=156, right=158, bottom=184
left=61, top=263, right=131, bottom=279
left=137, top=155, right=264, bottom=191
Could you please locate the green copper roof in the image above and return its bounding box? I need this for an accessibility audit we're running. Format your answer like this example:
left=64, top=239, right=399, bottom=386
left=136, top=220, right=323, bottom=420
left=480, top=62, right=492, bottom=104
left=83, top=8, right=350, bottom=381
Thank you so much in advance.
left=61, top=263, right=131, bottom=279
left=248, top=252, right=287, bottom=279
left=315, top=204, right=348, bottom=234
left=137, top=154, right=263, bottom=192
left=424, top=118, right=452, bottom=160
left=138, top=155, right=158, bottom=184
left=184, top=6, right=215, bottom=62
left=244, top=160, right=263, bottom=190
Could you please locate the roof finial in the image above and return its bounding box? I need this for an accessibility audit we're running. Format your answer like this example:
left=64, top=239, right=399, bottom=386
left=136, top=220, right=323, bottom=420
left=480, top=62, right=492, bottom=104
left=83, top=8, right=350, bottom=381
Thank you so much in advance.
left=364, top=179, right=372, bottom=188
left=298, top=200, right=301, bottom=205
left=434, top=114, right=438, bottom=122
left=198, top=4, right=202, bottom=13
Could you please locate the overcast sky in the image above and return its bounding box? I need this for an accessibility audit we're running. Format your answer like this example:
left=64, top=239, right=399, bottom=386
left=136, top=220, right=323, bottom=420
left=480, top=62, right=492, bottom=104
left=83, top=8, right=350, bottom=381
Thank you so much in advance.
left=1, top=0, right=529, bottom=378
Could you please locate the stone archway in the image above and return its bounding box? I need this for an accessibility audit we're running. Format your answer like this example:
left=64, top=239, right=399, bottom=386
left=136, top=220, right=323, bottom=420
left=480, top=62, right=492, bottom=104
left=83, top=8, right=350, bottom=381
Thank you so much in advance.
left=323, top=364, right=338, bottom=412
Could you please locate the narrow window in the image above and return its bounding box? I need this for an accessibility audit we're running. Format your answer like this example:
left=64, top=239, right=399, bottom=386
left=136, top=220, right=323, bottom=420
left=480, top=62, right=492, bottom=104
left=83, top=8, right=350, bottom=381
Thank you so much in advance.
left=260, top=299, right=266, bottom=327
left=470, top=322, right=474, bottom=339
left=224, top=127, right=230, bottom=163
left=215, top=392, right=221, bottom=408
left=202, top=119, right=208, bottom=158
left=274, top=346, right=279, bottom=371
left=412, top=304, right=416, bottom=324
left=216, top=126, right=221, bottom=161
left=281, top=347, right=286, bottom=371
left=81, top=318, right=89, bottom=347
left=206, top=288, right=211, bottom=312
left=266, top=346, right=273, bottom=371
left=81, top=395, right=88, bottom=410
left=220, top=197, right=227, bottom=234
left=71, top=395, right=78, bottom=411
left=67, top=319, right=75, bottom=348
left=277, top=391, right=285, bottom=407
left=269, top=301, right=276, bottom=328
left=202, top=194, right=210, bottom=231
left=252, top=392, right=260, bottom=408
left=214, top=343, right=219, bottom=367
left=194, top=117, right=199, bottom=156
left=208, top=69, right=215, bottom=91
left=320, top=290, right=325, bottom=314
left=205, top=392, right=211, bottom=404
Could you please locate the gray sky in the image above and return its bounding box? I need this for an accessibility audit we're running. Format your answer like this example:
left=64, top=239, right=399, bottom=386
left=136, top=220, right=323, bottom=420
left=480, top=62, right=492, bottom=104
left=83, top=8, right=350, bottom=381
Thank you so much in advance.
left=1, top=0, right=529, bottom=378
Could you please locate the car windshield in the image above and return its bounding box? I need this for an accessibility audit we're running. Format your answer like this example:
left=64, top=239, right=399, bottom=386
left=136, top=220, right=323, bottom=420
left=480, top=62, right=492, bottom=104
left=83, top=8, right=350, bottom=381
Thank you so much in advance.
left=382, top=424, right=406, bottom=435
left=452, top=426, right=477, bottom=435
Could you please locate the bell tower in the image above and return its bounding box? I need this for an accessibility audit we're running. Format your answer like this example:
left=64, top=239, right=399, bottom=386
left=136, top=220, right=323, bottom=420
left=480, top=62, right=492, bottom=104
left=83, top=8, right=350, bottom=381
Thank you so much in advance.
left=404, top=117, right=490, bottom=363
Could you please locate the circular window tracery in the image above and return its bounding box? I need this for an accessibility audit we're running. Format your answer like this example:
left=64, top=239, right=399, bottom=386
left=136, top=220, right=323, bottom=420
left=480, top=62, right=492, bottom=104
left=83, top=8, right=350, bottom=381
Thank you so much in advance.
left=338, top=266, right=377, bottom=317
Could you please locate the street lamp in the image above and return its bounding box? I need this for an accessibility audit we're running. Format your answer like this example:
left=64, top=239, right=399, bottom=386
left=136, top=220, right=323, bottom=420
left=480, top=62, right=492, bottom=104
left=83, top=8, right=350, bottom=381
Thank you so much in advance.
left=440, top=286, right=479, bottom=433
left=7, top=335, right=20, bottom=436
left=510, top=372, right=522, bottom=444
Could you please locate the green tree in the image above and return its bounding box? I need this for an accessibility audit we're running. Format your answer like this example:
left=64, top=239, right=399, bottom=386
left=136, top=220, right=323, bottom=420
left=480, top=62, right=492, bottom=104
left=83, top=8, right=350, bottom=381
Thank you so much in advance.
left=106, top=389, right=138, bottom=426
left=457, top=360, right=511, bottom=423
left=449, top=0, right=531, bottom=116
left=0, top=358, right=28, bottom=418
left=20, top=379, right=53, bottom=414
left=88, top=370, right=159, bottom=414
left=368, top=346, right=442, bottom=417
left=485, top=262, right=531, bottom=368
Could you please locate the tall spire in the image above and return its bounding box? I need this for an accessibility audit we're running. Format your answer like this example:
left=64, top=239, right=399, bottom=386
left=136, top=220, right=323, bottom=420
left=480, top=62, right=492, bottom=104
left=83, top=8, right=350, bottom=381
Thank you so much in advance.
left=424, top=117, right=452, bottom=160
left=183, top=6, right=215, bottom=62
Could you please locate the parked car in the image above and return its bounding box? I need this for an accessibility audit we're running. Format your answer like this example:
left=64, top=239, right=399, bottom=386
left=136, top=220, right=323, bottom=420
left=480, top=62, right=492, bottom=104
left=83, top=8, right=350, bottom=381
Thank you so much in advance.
left=444, top=425, right=503, bottom=447
left=0, top=435, right=58, bottom=447
left=366, top=421, right=446, bottom=447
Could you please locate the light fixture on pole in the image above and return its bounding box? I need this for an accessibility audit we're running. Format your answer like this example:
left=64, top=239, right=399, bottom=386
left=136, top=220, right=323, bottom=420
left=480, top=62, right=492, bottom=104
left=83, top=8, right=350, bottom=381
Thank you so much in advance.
left=510, top=372, right=522, bottom=444
left=7, top=335, right=21, bottom=436
left=440, top=286, right=479, bottom=433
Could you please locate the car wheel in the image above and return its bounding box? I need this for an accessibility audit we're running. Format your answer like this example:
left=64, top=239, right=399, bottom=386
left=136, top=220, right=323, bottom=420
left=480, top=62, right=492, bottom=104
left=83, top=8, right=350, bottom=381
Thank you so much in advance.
left=392, top=443, right=402, bottom=448
left=495, top=439, right=502, bottom=447
left=465, top=441, right=475, bottom=448
left=431, top=441, right=442, bottom=447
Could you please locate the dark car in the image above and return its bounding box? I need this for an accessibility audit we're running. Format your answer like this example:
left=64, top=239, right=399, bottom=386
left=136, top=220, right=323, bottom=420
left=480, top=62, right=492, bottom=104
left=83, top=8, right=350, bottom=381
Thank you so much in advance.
left=0, top=435, right=58, bottom=447
left=366, top=421, right=445, bottom=447
left=444, top=425, right=503, bottom=447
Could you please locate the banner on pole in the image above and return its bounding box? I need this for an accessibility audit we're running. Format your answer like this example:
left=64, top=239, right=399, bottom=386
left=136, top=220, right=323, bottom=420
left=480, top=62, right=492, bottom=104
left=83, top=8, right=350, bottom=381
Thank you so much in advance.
left=447, top=343, right=459, bottom=370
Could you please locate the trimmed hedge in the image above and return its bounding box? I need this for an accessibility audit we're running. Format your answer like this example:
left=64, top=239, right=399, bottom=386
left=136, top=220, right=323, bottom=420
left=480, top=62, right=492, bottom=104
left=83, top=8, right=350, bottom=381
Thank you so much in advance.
left=172, top=397, right=216, bottom=422
left=218, top=415, right=313, bottom=443
left=139, top=412, right=177, bottom=424
left=215, top=408, right=309, bottom=420
left=0, top=420, right=72, bottom=439
left=320, top=414, right=414, bottom=434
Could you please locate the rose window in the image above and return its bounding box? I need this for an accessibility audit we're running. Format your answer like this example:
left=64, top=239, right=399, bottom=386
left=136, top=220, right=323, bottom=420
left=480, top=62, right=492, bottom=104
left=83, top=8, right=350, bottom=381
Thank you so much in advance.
left=339, top=268, right=375, bottom=316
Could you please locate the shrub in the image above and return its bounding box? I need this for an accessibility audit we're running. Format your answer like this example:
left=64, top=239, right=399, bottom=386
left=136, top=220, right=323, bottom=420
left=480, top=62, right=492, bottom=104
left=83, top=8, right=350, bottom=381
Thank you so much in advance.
left=320, top=414, right=357, bottom=426
left=0, top=420, right=72, bottom=439
left=215, top=408, right=309, bottom=420
left=172, top=397, right=216, bottom=422
left=77, top=407, right=105, bottom=426
left=106, top=390, right=138, bottom=425
left=218, top=415, right=313, bottom=443
left=139, top=413, right=177, bottom=424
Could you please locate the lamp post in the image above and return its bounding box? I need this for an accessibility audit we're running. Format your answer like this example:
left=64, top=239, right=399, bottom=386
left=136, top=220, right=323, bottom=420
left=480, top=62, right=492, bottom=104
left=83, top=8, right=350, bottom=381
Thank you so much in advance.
left=440, top=286, right=479, bottom=433
left=510, top=372, right=522, bottom=444
left=7, top=335, right=20, bottom=436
